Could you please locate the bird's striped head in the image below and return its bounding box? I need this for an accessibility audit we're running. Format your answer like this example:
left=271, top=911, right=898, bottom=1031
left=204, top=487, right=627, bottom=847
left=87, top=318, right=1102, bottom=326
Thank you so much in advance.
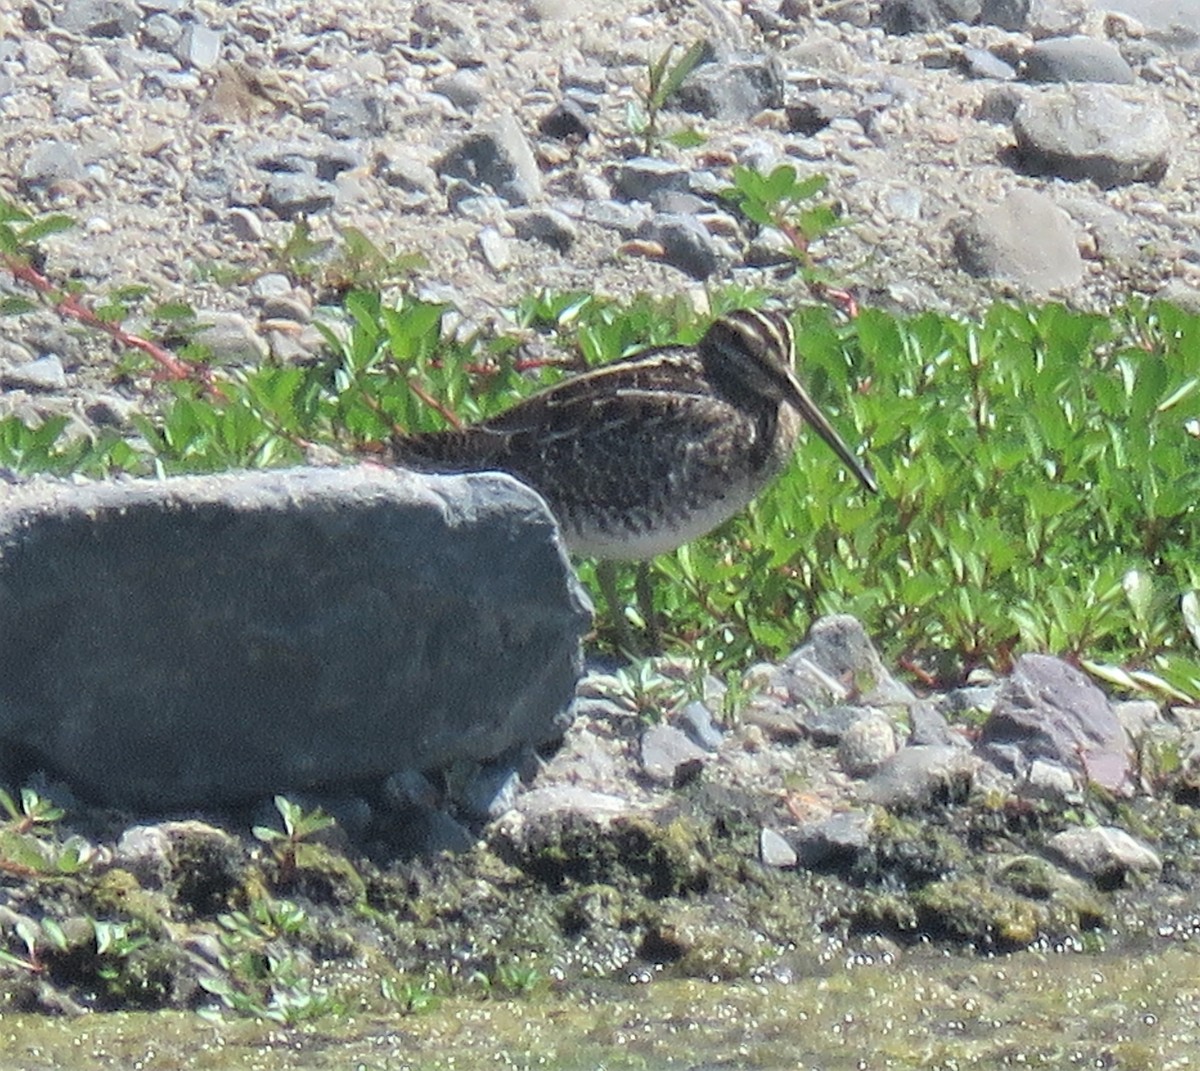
left=700, top=308, right=877, bottom=494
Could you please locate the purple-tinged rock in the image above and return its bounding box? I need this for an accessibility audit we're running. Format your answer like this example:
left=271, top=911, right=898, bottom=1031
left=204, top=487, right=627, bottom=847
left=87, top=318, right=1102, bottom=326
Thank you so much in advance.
left=979, top=654, right=1134, bottom=795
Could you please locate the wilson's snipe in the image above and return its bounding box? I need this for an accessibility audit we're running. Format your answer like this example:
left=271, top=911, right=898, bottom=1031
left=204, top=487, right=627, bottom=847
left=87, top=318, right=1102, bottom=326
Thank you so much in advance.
left=389, top=308, right=877, bottom=561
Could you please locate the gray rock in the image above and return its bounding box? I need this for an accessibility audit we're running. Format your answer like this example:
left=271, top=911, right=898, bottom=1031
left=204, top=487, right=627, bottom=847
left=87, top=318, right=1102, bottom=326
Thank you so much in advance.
left=1013, top=86, right=1171, bottom=187
left=786, top=99, right=836, bottom=136
left=953, top=188, right=1084, bottom=293
left=142, top=13, right=182, bottom=52
left=640, top=723, right=708, bottom=786
left=650, top=190, right=708, bottom=216
left=506, top=785, right=643, bottom=823
left=782, top=615, right=916, bottom=713
left=53, top=84, right=92, bottom=121
left=878, top=0, right=982, bottom=34
left=456, top=757, right=523, bottom=821
left=225, top=207, right=264, bottom=242
left=176, top=22, right=223, bottom=71
left=613, top=157, right=692, bottom=203
left=477, top=226, right=512, bottom=271
left=1023, top=37, right=1135, bottom=84
left=56, top=0, right=140, bottom=37
left=432, top=70, right=488, bottom=112
left=1103, top=1, right=1200, bottom=47
left=114, top=820, right=243, bottom=906
left=942, top=681, right=1000, bottom=719
left=186, top=162, right=237, bottom=205
left=19, top=142, right=86, bottom=194
left=69, top=44, right=121, bottom=84
left=979, top=653, right=1134, bottom=795
left=909, top=700, right=957, bottom=745
left=799, top=703, right=872, bottom=745
left=1025, top=757, right=1078, bottom=798
left=383, top=767, right=441, bottom=810
left=961, top=48, right=1018, bottom=80
left=263, top=172, right=336, bottom=218
left=435, top=113, right=542, bottom=207
left=192, top=310, right=269, bottom=364
left=977, top=84, right=1026, bottom=122
left=539, top=99, right=590, bottom=141
left=259, top=291, right=311, bottom=325
left=793, top=810, right=873, bottom=868
left=509, top=207, right=577, bottom=252
left=981, top=0, right=1029, bottom=29
left=412, top=0, right=473, bottom=38
left=313, top=144, right=363, bottom=181
left=2, top=355, right=68, bottom=391
left=759, top=827, right=798, bottom=868
left=674, top=55, right=785, bottom=120
left=250, top=141, right=360, bottom=182
left=375, top=150, right=438, bottom=195
left=1048, top=826, right=1162, bottom=886
left=0, top=467, right=589, bottom=809
left=675, top=700, right=724, bottom=752
left=862, top=745, right=979, bottom=810
left=637, top=213, right=726, bottom=280
left=838, top=711, right=899, bottom=777
left=322, top=89, right=387, bottom=139
left=579, top=200, right=651, bottom=238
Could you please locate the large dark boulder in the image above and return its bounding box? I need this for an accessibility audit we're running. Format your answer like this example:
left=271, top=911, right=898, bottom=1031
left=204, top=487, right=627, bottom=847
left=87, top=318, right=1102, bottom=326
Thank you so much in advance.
left=0, top=467, right=591, bottom=809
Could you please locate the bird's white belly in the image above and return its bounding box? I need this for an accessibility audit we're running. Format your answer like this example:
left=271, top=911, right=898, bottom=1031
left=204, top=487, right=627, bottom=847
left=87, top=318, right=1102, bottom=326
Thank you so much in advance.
left=562, top=482, right=761, bottom=561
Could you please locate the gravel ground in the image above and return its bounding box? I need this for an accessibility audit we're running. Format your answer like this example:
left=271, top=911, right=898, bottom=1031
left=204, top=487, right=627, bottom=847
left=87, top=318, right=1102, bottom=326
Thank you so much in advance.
left=4, top=0, right=1200, bottom=435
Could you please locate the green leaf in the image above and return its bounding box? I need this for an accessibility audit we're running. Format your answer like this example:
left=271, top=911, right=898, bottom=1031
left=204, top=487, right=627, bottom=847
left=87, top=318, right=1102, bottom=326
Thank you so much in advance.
left=664, top=128, right=706, bottom=149
left=655, top=40, right=706, bottom=109
left=19, top=213, right=75, bottom=243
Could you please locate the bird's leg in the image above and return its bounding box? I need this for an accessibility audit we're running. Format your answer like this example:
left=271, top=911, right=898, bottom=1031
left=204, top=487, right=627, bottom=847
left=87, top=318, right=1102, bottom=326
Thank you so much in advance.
left=635, top=561, right=661, bottom=651
left=597, top=560, right=641, bottom=656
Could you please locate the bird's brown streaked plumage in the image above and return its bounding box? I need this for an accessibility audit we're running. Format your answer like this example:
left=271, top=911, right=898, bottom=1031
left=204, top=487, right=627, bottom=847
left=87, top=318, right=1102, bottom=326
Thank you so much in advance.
left=388, top=308, right=877, bottom=560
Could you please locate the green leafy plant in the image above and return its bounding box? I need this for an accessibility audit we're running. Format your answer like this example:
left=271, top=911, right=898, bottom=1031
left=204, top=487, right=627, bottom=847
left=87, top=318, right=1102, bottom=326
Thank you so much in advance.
left=1, top=198, right=211, bottom=385
left=0, top=916, right=68, bottom=974
left=198, top=896, right=341, bottom=1023
left=626, top=41, right=707, bottom=154
left=253, top=796, right=337, bottom=885
left=470, top=960, right=545, bottom=998
left=6, top=191, right=1200, bottom=689
left=269, top=218, right=426, bottom=294
left=721, top=164, right=844, bottom=288
left=0, top=787, right=65, bottom=835
left=198, top=950, right=343, bottom=1024
left=0, top=828, right=97, bottom=878
left=381, top=973, right=441, bottom=1014
left=216, top=898, right=313, bottom=946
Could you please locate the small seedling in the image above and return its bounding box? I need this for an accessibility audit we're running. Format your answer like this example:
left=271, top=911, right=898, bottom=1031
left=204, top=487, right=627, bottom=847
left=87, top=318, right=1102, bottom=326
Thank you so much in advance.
left=0, top=787, right=65, bottom=835
left=470, top=960, right=545, bottom=999
left=626, top=41, right=707, bottom=154
left=253, top=795, right=336, bottom=885
left=0, top=917, right=67, bottom=974
left=381, top=974, right=440, bottom=1014
left=721, top=164, right=842, bottom=281
left=269, top=218, right=426, bottom=293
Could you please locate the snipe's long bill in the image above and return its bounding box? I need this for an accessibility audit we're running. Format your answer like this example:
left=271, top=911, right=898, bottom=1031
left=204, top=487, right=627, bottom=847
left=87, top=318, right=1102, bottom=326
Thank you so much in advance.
left=388, top=308, right=877, bottom=561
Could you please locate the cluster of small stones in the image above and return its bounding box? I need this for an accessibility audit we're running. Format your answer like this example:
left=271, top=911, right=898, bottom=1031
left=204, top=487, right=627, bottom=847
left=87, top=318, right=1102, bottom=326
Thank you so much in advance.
left=2, top=612, right=1198, bottom=1015
left=2, top=0, right=1200, bottom=439
left=528, top=615, right=1188, bottom=890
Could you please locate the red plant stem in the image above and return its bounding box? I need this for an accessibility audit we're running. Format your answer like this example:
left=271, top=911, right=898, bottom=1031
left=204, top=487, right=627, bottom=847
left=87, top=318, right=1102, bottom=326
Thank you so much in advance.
left=407, top=379, right=463, bottom=429
left=775, top=219, right=860, bottom=320
left=4, top=253, right=215, bottom=388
